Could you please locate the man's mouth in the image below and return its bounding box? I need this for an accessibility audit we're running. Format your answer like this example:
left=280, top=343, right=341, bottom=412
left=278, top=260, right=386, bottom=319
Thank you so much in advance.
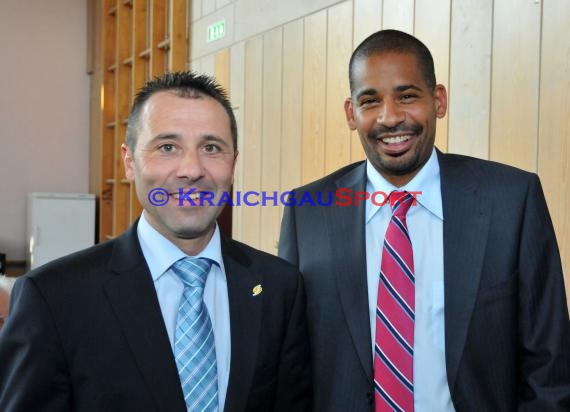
left=171, top=191, right=202, bottom=200
left=379, top=134, right=414, bottom=144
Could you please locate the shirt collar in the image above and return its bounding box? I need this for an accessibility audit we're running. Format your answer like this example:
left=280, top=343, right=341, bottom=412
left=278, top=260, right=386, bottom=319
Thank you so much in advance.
left=137, top=212, right=224, bottom=281
left=365, top=148, right=443, bottom=223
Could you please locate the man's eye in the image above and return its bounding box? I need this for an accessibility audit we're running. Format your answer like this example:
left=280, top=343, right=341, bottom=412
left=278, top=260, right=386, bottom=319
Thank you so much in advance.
left=361, top=98, right=378, bottom=106
left=159, top=144, right=175, bottom=152
left=204, top=144, right=220, bottom=153
left=401, top=94, right=417, bottom=102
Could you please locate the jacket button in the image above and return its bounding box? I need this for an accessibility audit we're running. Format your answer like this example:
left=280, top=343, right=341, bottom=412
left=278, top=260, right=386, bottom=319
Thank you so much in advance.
left=366, top=392, right=373, bottom=404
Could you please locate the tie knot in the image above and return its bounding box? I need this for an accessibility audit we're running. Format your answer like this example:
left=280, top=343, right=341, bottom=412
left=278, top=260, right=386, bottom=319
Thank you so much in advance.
left=172, top=257, right=213, bottom=288
left=390, top=191, right=414, bottom=217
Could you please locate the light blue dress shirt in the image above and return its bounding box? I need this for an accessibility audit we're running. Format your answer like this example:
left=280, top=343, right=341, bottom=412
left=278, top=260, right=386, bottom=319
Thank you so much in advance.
left=365, top=149, right=455, bottom=411
left=137, top=213, right=230, bottom=412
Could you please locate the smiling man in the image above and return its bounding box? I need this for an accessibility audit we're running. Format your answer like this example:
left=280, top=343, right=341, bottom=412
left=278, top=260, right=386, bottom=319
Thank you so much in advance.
left=279, top=29, right=570, bottom=411
left=0, top=72, right=311, bottom=412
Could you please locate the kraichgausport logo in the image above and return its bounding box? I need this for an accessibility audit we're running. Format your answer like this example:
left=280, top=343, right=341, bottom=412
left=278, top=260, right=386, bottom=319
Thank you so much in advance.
left=147, top=188, right=421, bottom=207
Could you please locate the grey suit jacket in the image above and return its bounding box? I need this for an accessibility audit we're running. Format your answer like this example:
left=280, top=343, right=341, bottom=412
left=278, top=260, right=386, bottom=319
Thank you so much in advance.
left=279, top=150, right=570, bottom=411
left=0, top=222, right=311, bottom=412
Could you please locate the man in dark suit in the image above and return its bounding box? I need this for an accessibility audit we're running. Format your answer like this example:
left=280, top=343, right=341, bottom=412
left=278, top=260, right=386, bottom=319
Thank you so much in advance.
left=0, top=72, right=310, bottom=411
left=279, top=29, right=570, bottom=411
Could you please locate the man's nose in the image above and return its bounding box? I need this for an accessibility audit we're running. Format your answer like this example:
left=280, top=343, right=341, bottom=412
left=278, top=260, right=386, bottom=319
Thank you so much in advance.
left=377, top=100, right=405, bottom=129
left=177, top=149, right=205, bottom=181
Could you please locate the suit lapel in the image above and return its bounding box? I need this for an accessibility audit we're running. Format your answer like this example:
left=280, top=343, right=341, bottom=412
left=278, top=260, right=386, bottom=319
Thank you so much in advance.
left=438, top=151, right=491, bottom=391
left=328, top=162, right=373, bottom=382
left=104, top=225, right=186, bottom=412
left=222, top=238, right=263, bottom=412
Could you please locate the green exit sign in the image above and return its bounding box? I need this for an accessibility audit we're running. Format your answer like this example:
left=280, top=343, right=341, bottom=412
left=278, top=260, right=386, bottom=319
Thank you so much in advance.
left=207, top=20, right=226, bottom=42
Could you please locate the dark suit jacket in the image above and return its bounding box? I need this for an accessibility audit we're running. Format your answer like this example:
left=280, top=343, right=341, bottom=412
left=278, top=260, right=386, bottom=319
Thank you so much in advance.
left=279, top=150, right=570, bottom=411
left=0, top=223, right=311, bottom=412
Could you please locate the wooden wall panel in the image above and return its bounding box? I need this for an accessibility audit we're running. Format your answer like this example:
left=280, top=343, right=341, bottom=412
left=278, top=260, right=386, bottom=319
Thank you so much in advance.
left=214, top=48, right=230, bottom=90
left=349, top=126, right=366, bottom=163
left=260, top=28, right=283, bottom=253
left=382, top=0, right=413, bottom=33
left=302, top=10, right=327, bottom=184
left=100, top=0, right=116, bottom=240
left=448, top=0, right=492, bottom=159
left=241, top=36, right=263, bottom=248
left=489, top=0, right=541, bottom=172
left=538, top=0, right=570, bottom=297
left=353, top=0, right=382, bottom=47
left=191, top=0, right=202, bottom=22
left=325, top=1, right=352, bottom=174
left=414, top=0, right=450, bottom=152
left=151, top=2, right=166, bottom=75
left=280, top=19, right=304, bottom=227
left=114, top=2, right=132, bottom=235
left=129, top=0, right=148, bottom=223
left=230, top=42, right=245, bottom=239
left=132, top=0, right=148, bottom=103
left=170, top=0, right=188, bottom=71
left=200, top=53, right=215, bottom=76
left=280, top=19, right=303, bottom=193
left=350, top=129, right=366, bottom=163
left=212, top=48, right=233, bottom=238
left=190, top=59, right=201, bottom=73
left=89, top=0, right=102, bottom=195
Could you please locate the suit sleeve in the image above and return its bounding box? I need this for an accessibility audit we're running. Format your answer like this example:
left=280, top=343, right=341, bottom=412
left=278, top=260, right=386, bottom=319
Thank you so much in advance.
left=0, top=277, right=71, bottom=411
left=518, top=175, right=570, bottom=410
left=273, top=270, right=312, bottom=411
left=278, top=197, right=299, bottom=265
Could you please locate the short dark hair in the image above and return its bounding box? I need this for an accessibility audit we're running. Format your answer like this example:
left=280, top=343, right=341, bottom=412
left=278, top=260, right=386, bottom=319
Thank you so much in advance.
left=349, top=29, right=436, bottom=93
left=126, top=71, right=237, bottom=153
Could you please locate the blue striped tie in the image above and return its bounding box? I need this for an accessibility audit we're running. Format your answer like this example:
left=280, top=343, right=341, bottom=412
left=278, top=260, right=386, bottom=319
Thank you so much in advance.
left=172, top=257, right=219, bottom=412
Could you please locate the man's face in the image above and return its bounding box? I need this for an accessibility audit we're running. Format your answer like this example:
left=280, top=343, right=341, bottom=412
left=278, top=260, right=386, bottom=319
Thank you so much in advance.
left=345, top=52, right=447, bottom=187
left=122, top=92, right=236, bottom=251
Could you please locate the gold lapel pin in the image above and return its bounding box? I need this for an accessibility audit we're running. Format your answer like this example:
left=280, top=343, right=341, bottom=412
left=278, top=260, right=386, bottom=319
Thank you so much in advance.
left=252, top=284, right=263, bottom=296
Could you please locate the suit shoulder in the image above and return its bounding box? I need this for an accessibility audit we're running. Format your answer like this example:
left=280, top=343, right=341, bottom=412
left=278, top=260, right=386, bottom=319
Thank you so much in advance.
left=442, top=152, right=538, bottom=185
left=292, top=161, right=365, bottom=192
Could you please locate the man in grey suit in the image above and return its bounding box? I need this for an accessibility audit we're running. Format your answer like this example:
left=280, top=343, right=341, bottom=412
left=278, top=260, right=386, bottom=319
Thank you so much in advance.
left=279, top=29, right=570, bottom=411
left=0, top=72, right=311, bottom=411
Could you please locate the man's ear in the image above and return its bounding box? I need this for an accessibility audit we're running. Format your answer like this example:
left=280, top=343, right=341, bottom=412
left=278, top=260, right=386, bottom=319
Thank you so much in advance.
left=121, top=144, right=135, bottom=181
left=433, top=84, right=448, bottom=119
left=344, top=98, right=357, bottom=130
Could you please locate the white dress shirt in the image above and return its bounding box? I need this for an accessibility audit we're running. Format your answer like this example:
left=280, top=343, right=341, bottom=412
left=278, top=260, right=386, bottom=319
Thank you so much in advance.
left=365, top=149, right=455, bottom=411
left=137, top=213, right=230, bottom=411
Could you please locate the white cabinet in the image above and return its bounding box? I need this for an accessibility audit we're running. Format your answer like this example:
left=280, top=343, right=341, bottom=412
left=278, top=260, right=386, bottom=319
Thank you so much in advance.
left=27, top=193, right=95, bottom=270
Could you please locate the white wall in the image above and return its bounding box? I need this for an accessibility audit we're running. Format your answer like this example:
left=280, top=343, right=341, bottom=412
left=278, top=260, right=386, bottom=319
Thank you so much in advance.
left=0, top=0, right=90, bottom=261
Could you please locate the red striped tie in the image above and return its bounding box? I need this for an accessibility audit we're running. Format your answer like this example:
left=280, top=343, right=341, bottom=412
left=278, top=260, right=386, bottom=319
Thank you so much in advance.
left=375, top=191, right=415, bottom=412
